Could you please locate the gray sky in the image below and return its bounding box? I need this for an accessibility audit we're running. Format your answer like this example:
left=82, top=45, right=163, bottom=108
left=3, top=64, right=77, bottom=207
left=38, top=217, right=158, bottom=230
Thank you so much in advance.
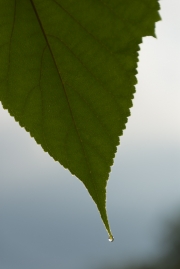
left=1, top=1, right=180, bottom=269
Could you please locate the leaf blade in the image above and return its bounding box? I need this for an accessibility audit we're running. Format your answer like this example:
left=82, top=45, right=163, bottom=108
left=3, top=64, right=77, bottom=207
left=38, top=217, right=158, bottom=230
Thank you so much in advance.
left=0, top=0, right=161, bottom=239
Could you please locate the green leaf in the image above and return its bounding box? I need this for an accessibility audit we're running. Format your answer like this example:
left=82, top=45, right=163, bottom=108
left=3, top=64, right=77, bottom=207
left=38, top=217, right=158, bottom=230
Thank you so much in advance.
left=0, top=0, right=160, bottom=240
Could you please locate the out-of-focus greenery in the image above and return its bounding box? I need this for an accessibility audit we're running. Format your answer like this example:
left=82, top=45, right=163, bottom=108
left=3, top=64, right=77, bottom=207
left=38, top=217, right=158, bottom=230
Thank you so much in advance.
left=97, top=214, right=180, bottom=269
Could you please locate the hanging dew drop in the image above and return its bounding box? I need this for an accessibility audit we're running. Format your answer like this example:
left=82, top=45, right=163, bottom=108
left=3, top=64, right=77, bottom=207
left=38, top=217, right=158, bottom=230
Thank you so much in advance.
left=108, top=235, right=114, bottom=242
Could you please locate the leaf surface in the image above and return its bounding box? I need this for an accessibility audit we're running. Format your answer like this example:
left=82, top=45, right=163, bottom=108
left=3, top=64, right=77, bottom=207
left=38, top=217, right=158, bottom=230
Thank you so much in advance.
left=0, top=0, right=160, bottom=239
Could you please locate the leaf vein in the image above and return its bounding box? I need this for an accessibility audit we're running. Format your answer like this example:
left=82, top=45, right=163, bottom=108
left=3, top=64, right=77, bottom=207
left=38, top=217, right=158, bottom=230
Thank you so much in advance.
left=47, top=34, right=122, bottom=117
left=52, top=0, right=114, bottom=55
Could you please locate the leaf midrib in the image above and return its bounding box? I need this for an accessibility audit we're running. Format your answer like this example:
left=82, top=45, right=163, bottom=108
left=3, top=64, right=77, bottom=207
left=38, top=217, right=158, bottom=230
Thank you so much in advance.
left=29, top=0, right=104, bottom=214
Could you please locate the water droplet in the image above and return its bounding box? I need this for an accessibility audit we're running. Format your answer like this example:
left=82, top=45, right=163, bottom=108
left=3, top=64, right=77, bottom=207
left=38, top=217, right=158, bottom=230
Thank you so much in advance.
left=108, top=235, right=114, bottom=242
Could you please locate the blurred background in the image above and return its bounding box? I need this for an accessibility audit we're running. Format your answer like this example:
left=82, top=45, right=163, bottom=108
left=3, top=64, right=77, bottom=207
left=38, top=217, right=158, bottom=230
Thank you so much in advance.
left=1, top=0, right=180, bottom=268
